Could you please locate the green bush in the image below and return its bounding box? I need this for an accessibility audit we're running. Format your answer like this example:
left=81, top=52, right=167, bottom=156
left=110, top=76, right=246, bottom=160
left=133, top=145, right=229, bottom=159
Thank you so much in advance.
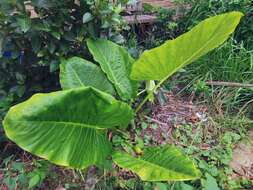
left=0, top=0, right=128, bottom=133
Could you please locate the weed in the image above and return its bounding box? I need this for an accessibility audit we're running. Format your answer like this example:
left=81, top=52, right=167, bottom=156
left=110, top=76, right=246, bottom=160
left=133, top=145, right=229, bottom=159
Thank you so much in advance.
left=172, top=115, right=253, bottom=189
left=0, top=157, right=49, bottom=189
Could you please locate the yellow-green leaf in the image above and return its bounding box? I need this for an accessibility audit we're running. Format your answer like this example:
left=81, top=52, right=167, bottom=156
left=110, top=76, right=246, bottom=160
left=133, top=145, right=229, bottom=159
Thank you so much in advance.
left=130, top=12, right=243, bottom=81
left=3, top=87, right=133, bottom=169
left=113, top=146, right=200, bottom=181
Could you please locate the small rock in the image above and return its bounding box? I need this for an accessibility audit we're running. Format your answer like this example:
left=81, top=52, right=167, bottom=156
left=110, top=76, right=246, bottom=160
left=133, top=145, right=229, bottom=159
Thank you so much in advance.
left=230, top=131, right=253, bottom=178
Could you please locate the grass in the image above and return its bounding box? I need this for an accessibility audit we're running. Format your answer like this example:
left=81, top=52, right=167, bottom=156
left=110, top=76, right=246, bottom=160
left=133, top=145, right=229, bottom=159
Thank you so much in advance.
left=182, top=40, right=253, bottom=83
left=175, top=39, right=253, bottom=114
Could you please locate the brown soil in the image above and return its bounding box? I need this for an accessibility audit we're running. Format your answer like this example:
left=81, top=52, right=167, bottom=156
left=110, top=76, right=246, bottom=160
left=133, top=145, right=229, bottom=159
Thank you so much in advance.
left=140, top=92, right=208, bottom=144
left=230, top=131, right=253, bottom=180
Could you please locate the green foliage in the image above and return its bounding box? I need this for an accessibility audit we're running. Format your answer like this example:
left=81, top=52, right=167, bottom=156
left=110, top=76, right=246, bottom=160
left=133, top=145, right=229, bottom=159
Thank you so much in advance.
left=3, top=87, right=133, bottom=169
left=87, top=38, right=138, bottom=101
left=0, top=0, right=128, bottom=131
left=60, top=57, right=115, bottom=94
left=2, top=12, right=242, bottom=182
left=130, top=12, right=243, bottom=81
left=0, top=157, right=49, bottom=189
left=1, top=157, right=28, bottom=190
left=131, top=12, right=243, bottom=113
left=112, top=146, right=199, bottom=181
left=184, top=40, right=253, bottom=83
left=176, top=116, right=252, bottom=189
left=0, top=0, right=127, bottom=64
left=27, top=160, right=49, bottom=189
left=178, top=40, right=253, bottom=111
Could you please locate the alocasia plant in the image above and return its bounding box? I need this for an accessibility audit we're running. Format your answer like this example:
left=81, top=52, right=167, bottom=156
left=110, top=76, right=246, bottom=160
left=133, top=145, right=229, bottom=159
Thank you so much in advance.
left=3, top=12, right=243, bottom=182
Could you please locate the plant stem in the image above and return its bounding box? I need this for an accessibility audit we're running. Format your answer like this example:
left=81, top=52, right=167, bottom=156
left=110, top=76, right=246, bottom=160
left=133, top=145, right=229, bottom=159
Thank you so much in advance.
left=135, top=78, right=167, bottom=114
left=137, top=89, right=146, bottom=96
left=78, top=169, right=86, bottom=183
left=116, top=129, right=129, bottom=138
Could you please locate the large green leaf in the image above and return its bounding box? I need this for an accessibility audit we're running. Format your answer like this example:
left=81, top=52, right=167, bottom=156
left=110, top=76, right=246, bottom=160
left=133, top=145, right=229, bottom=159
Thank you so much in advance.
left=3, top=87, right=133, bottom=169
left=60, top=57, right=115, bottom=95
left=87, top=38, right=138, bottom=101
left=113, top=146, right=200, bottom=181
left=130, top=12, right=243, bottom=81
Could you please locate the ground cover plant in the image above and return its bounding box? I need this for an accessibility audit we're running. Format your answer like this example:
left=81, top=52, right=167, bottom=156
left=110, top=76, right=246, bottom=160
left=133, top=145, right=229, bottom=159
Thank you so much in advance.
left=132, top=93, right=253, bottom=189
left=1, top=11, right=244, bottom=189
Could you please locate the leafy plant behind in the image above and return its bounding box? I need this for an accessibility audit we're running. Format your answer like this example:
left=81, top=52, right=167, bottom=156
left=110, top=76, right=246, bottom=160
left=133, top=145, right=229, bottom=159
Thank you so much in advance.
left=3, top=12, right=243, bottom=182
left=60, top=57, right=115, bottom=95
left=0, top=0, right=128, bottom=133
left=87, top=38, right=138, bottom=101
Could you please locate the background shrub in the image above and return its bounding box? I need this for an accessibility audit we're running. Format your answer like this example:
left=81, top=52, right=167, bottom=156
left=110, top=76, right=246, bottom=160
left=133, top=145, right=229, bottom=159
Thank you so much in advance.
left=0, top=0, right=129, bottom=138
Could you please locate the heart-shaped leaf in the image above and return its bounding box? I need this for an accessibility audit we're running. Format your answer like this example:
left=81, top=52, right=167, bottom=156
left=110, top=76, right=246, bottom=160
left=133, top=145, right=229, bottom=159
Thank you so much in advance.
left=3, top=87, right=133, bottom=169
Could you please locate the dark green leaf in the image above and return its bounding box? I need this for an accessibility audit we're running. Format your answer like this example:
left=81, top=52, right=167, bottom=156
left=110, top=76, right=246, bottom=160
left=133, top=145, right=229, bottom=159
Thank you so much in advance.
left=87, top=39, right=138, bottom=100
left=83, top=12, right=94, bottom=23
left=60, top=57, right=115, bottom=95
left=16, top=17, right=31, bottom=32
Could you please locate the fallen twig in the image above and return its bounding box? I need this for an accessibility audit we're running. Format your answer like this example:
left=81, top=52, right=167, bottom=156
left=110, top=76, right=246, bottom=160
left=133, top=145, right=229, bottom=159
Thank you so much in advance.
left=144, top=116, right=167, bottom=126
left=205, top=81, right=253, bottom=88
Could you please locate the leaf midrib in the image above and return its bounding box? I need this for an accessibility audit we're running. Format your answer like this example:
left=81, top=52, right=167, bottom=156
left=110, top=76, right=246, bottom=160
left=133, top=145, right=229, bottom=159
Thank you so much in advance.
left=135, top=156, right=197, bottom=180
left=12, top=120, right=109, bottom=130
left=115, top=152, right=198, bottom=180
left=69, top=64, right=85, bottom=87
left=163, top=17, right=229, bottom=80
left=91, top=41, right=121, bottom=87
left=155, top=16, right=235, bottom=88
